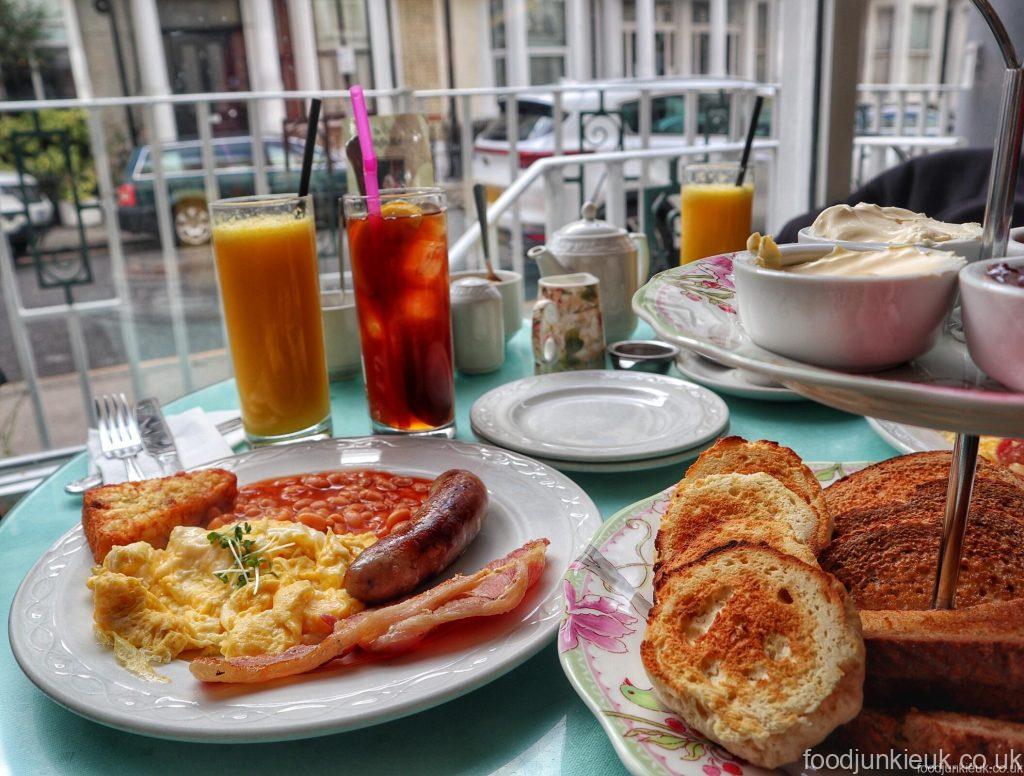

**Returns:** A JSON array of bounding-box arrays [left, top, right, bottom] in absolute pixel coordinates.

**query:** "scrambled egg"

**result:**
[[88, 520, 375, 675]]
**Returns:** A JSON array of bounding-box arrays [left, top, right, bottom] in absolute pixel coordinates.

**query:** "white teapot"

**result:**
[[527, 202, 650, 343]]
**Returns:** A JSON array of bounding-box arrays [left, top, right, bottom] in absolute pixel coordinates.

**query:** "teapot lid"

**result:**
[[550, 201, 635, 256], [557, 201, 626, 238]]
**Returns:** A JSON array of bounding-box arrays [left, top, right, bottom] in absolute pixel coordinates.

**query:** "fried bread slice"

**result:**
[[684, 437, 831, 550], [641, 543, 864, 769], [657, 473, 820, 586], [83, 469, 237, 561]]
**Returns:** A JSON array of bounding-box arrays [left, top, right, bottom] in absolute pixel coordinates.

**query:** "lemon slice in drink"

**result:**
[[381, 201, 423, 219]]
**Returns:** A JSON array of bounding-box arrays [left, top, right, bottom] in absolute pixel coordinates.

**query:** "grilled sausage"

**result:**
[[344, 469, 488, 604]]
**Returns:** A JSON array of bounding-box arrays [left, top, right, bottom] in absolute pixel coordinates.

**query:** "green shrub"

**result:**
[[0, 109, 97, 202]]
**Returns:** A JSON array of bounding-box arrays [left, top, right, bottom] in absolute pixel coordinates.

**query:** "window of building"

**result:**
[[623, 0, 676, 77], [312, 0, 374, 93], [490, 0, 507, 87], [907, 5, 935, 83], [526, 0, 566, 84], [488, 0, 567, 85], [871, 5, 895, 83], [755, 1, 770, 81]]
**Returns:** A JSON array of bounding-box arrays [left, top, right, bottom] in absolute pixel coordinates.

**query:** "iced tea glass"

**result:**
[[342, 188, 455, 436], [210, 194, 332, 445]]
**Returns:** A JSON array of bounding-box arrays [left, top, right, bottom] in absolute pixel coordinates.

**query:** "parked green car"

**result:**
[[117, 135, 347, 245]]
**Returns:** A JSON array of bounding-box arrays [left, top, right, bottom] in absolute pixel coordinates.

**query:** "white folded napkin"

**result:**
[[87, 407, 239, 485]]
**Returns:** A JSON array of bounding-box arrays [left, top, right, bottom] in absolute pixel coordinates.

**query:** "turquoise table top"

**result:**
[[0, 323, 896, 776]]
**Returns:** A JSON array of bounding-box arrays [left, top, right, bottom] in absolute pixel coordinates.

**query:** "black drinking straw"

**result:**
[[735, 95, 764, 187], [298, 98, 322, 198]]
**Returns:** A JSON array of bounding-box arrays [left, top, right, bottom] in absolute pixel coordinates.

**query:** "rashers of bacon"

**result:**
[[190, 539, 549, 683]]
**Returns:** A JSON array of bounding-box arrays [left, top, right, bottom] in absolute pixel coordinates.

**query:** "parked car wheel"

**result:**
[[173, 200, 211, 246]]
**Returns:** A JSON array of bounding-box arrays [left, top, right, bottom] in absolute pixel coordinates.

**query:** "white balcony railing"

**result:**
[[0, 75, 957, 474]]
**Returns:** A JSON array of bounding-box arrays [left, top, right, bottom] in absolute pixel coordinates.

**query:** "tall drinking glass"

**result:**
[[209, 194, 332, 445], [679, 162, 754, 264], [342, 188, 455, 436]]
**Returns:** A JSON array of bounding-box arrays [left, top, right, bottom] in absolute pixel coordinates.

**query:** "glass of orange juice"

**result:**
[[209, 194, 332, 445], [679, 162, 754, 264]]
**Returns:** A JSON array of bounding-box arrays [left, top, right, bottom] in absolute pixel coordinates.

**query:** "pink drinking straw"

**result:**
[[349, 85, 380, 216]]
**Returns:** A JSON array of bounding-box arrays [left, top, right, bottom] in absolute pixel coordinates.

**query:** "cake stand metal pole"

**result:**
[[931, 0, 1023, 610]]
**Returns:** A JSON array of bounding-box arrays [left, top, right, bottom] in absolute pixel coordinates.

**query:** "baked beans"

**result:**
[[207, 469, 433, 537]]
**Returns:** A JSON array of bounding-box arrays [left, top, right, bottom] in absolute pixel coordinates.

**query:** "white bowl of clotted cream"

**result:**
[[733, 242, 965, 371], [795, 203, 1024, 261], [960, 256, 1024, 392]]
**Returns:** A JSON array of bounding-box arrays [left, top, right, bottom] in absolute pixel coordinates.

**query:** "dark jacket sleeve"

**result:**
[[775, 148, 1016, 242]]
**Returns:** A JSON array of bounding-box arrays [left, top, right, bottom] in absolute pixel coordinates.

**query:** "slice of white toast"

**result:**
[[684, 437, 832, 550], [641, 543, 865, 769], [657, 472, 820, 586]]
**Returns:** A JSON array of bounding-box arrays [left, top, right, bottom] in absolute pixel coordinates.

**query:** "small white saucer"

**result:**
[[470, 370, 729, 463], [673, 350, 806, 402]]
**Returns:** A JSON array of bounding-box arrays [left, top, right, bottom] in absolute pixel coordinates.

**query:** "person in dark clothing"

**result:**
[[776, 148, 1024, 242]]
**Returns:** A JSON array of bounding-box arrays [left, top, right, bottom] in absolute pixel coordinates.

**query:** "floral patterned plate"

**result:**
[[558, 462, 864, 776], [633, 255, 1024, 437]]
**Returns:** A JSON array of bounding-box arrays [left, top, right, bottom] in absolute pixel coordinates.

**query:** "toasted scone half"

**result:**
[[83, 469, 237, 561], [657, 473, 822, 581], [685, 437, 832, 549], [642, 543, 865, 769]]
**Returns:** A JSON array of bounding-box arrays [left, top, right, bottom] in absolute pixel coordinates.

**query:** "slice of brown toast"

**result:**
[[684, 436, 832, 550], [831, 477, 1024, 541], [859, 602, 1024, 720], [820, 509, 1024, 610], [655, 473, 818, 594], [642, 543, 864, 769], [825, 451, 1024, 531], [83, 469, 237, 561], [830, 707, 1024, 760]]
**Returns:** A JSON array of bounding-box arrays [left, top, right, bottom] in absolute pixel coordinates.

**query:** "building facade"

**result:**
[[10, 0, 971, 151]]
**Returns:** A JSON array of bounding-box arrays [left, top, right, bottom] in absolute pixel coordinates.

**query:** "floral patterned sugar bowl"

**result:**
[[532, 272, 606, 374], [558, 463, 863, 776]]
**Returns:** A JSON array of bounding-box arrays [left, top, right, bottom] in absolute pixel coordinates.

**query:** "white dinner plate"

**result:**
[[634, 254, 1024, 437], [867, 417, 950, 455], [673, 350, 805, 402], [9, 436, 600, 743], [470, 371, 729, 464], [558, 462, 865, 776]]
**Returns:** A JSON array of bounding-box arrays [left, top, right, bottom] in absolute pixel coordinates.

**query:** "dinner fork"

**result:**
[[94, 393, 145, 481]]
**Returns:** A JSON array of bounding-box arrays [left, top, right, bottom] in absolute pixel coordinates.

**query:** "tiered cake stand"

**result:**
[[635, 0, 1024, 610]]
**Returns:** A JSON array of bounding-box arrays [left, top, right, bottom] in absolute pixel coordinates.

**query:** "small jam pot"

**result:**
[[607, 340, 680, 374]]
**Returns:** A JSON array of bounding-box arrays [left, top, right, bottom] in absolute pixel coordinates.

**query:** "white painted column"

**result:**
[[635, 0, 656, 78], [603, 0, 625, 78], [242, 0, 286, 134], [129, 0, 176, 141], [709, 0, 727, 76], [567, 0, 589, 80], [505, 0, 529, 86], [742, 0, 757, 80], [60, 0, 93, 99], [770, 0, 817, 228], [287, 0, 321, 92], [366, 0, 396, 99]]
